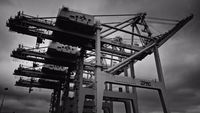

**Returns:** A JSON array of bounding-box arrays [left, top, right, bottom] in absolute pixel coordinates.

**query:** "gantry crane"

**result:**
[[6, 7, 193, 113]]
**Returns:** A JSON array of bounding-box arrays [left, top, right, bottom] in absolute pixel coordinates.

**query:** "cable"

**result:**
[[102, 22, 122, 24], [146, 20, 177, 25], [93, 13, 138, 17], [146, 16, 179, 22]]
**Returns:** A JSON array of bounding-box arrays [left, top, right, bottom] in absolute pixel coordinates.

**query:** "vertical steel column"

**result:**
[[62, 69, 71, 113], [77, 51, 85, 113], [154, 46, 171, 113], [50, 90, 57, 113], [55, 87, 61, 113], [154, 47, 165, 83], [109, 46, 113, 91], [130, 63, 139, 113], [124, 67, 129, 93], [95, 21, 103, 113], [109, 47, 113, 113], [130, 24, 139, 113], [124, 101, 132, 113]]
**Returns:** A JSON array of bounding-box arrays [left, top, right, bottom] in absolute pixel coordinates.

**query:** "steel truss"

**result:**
[[6, 8, 193, 113]]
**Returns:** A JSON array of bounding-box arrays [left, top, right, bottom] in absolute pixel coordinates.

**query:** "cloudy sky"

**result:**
[[0, 0, 200, 113]]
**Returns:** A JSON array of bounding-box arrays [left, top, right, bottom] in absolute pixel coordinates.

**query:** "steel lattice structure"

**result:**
[[6, 7, 193, 113]]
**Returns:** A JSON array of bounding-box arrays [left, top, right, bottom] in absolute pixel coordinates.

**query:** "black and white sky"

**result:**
[[0, 0, 200, 113]]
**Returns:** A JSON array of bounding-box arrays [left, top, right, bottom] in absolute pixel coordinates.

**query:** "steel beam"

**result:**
[[78, 87, 137, 102], [95, 21, 102, 113], [14, 68, 65, 80], [101, 72, 163, 90], [15, 79, 59, 89], [102, 24, 153, 40], [7, 11, 193, 113], [101, 17, 136, 34], [157, 14, 193, 47], [154, 46, 170, 113], [106, 42, 156, 74], [7, 16, 144, 51]]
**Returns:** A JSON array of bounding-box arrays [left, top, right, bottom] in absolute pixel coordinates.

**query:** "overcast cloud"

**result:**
[[0, 0, 200, 113]]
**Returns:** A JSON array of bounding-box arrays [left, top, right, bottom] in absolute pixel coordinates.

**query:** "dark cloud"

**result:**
[[0, 9, 17, 63], [168, 89, 200, 112], [0, 0, 13, 6], [0, 87, 51, 113], [0, 0, 200, 113], [3, 99, 49, 113], [0, 27, 14, 60], [167, 72, 200, 112], [137, 89, 163, 113]]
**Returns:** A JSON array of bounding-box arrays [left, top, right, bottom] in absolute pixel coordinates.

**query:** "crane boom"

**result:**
[[106, 14, 193, 74]]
